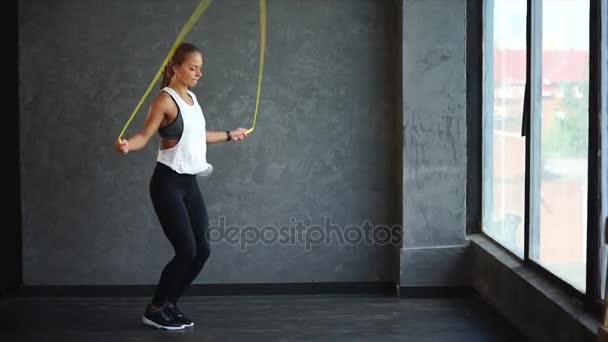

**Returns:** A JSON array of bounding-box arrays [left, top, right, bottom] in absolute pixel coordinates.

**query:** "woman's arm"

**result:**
[[206, 128, 249, 144], [114, 93, 171, 154]]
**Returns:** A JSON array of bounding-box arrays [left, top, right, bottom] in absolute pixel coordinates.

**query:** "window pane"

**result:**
[[482, 0, 526, 258], [532, 0, 589, 293]]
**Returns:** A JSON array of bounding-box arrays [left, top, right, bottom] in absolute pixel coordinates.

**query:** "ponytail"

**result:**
[[160, 63, 174, 89]]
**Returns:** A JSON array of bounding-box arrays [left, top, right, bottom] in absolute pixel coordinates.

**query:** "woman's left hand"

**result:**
[[230, 128, 249, 141]]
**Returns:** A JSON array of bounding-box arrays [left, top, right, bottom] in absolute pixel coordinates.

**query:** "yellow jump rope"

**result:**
[[117, 0, 266, 142]]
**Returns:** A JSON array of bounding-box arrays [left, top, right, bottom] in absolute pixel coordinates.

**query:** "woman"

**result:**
[[114, 42, 248, 330]]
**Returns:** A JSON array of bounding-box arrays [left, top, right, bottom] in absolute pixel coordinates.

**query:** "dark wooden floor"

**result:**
[[0, 294, 528, 341]]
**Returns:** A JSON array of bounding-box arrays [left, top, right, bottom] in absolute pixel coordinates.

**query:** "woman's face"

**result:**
[[174, 52, 203, 87]]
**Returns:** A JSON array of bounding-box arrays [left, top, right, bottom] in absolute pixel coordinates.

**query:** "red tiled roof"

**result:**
[[493, 49, 588, 83]]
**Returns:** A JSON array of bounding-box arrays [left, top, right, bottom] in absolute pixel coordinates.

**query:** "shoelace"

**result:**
[[168, 304, 184, 318], [159, 307, 175, 322]]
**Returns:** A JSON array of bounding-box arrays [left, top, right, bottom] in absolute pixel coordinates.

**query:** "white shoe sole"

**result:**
[[142, 316, 186, 330]]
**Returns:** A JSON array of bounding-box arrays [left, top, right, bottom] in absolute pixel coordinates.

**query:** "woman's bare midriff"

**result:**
[[160, 138, 178, 150]]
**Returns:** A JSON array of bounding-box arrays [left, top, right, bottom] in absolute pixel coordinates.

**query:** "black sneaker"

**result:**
[[142, 304, 186, 330], [165, 302, 194, 327]]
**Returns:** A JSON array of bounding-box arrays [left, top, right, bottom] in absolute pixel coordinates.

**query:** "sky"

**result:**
[[494, 0, 590, 50]]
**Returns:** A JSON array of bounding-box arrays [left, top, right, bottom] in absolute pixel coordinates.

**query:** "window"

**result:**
[[482, 0, 527, 258], [483, 0, 606, 301], [530, 0, 590, 293]]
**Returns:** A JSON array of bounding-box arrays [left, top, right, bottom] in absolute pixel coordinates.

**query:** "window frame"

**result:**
[[480, 0, 606, 316]]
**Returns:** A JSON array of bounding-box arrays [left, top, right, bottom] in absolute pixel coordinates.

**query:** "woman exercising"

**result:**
[[114, 42, 248, 330]]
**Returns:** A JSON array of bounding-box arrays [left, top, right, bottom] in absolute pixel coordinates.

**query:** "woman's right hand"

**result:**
[[114, 139, 129, 155]]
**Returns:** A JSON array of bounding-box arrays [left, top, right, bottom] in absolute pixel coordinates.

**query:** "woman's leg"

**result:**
[[167, 178, 210, 303], [149, 164, 198, 307]]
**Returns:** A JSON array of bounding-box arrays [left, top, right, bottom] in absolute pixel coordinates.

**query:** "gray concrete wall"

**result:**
[[18, 0, 401, 285], [400, 0, 469, 286]]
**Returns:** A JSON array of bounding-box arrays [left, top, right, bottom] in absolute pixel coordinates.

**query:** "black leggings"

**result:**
[[149, 162, 210, 306]]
